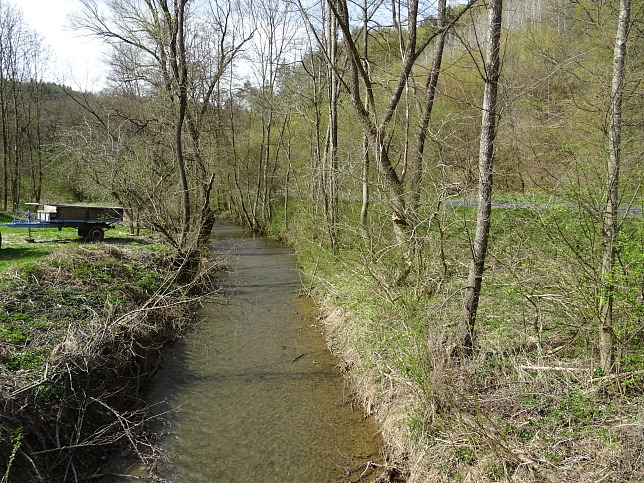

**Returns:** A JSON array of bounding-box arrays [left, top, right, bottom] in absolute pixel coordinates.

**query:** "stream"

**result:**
[[143, 222, 383, 482]]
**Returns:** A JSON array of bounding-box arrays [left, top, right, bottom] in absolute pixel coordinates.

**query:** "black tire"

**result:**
[[86, 227, 105, 242], [77, 228, 88, 238]]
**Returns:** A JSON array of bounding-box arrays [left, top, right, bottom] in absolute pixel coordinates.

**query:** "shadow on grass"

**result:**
[[0, 235, 157, 261], [0, 245, 54, 261]]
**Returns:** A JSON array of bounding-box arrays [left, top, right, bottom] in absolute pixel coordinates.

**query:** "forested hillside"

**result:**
[[1, 0, 642, 481]]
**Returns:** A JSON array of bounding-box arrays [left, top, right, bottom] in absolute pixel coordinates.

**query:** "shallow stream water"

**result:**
[[144, 222, 383, 482]]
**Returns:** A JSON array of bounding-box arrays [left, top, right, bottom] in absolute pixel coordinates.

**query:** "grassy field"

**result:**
[[0, 223, 164, 368], [0, 213, 148, 265]]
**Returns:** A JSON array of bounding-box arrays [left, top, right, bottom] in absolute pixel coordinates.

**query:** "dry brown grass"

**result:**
[[318, 292, 643, 483], [0, 242, 222, 481]]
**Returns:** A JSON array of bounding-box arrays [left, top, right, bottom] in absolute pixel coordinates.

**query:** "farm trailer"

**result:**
[[1, 203, 124, 245]]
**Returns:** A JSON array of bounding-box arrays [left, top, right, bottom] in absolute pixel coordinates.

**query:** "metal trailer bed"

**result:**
[[1, 203, 124, 245]]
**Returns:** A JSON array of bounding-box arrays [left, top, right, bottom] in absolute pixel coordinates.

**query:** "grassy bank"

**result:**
[[0, 222, 217, 481], [261, 198, 643, 482]]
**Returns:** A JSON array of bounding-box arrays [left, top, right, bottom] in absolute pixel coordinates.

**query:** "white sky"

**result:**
[[13, 0, 108, 91]]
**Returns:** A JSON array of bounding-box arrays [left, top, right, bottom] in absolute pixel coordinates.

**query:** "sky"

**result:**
[[13, 0, 108, 91]]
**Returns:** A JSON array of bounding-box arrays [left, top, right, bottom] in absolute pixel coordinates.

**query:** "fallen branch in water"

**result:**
[[291, 352, 313, 363]]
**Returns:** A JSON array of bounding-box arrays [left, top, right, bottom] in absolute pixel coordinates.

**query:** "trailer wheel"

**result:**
[[86, 227, 105, 242], [77, 228, 88, 238]]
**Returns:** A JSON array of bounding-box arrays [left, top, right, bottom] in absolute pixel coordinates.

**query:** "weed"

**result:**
[[454, 445, 475, 464], [500, 422, 533, 442], [1, 426, 23, 482], [538, 450, 559, 463], [0, 321, 29, 345], [484, 463, 505, 480], [256, 197, 644, 483], [4, 349, 48, 371], [407, 413, 426, 442], [0, 237, 171, 376], [549, 387, 601, 425]]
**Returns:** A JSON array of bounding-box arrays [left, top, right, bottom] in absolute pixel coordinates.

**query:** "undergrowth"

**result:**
[[263, 197, 644, 482], [0, 235, 220, 481]]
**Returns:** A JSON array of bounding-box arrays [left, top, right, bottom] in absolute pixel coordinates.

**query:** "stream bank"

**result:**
[[0, 235, 209, 481], [0, 223, 387, 482]]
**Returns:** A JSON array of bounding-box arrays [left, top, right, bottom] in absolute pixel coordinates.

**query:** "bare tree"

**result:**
[[74, 0, 191, 252], [329, 0, 420, 246], [0, 0, 47, 210], [74, 0, 250, 254], [599, 0, 632, 374], [312, 0, 481, 267], [323, 0, 340, 249], [458, 0, 503, 357], [358, 0, 370, 236], [409, 0, 448, 213], [243, 0, 299, 232]]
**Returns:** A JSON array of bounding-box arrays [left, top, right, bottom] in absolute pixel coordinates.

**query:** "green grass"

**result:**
[[0, 223, 157, 268], [0, 210, 211, 482], [254, 195, 644, 482], [0, 222, 167, 372]]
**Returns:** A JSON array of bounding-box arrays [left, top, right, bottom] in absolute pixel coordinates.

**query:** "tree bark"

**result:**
[[599, 0, 631, 374], [359, 0, 370, 237], [75, 0, 250, 252], [166, 0, 191, 252], [458, 0, 503, 357], [324, 0, 481, 251]]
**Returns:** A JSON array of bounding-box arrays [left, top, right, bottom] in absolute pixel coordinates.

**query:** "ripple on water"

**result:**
[[144, 223, 383, 482]]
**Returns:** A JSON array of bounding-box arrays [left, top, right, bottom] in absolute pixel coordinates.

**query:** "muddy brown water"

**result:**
[[143, 222, 383, 482]]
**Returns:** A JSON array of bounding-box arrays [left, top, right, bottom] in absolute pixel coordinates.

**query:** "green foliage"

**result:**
[[0, 318, 29, 344], [4, 350, 48, 371], [1, 425, 23, 483], [0, 219, 196, 480], [500, 422, 533, 442], [1, 0, 637, 477], [406, 407, 429, 442], [257, 190, 643, 480], [552, 387, 601, 425], [454, 445, 475, 464]]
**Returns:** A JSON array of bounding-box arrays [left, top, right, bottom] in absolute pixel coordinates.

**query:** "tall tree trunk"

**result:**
[[409, 0, 447, 212], [175, 82, 190, 252], [0, 79, 8, 211], [11, 78, 21, 206], [164, 0, 191, 253], [458, 0, 503, 357], [360, 134, 370, 228], [359, 0, 370, 238], [30, 80, 44, 202], [324, 5, 339, 249], [599, 0, 631, 374], [331, 0, 416, 245]]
